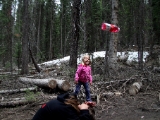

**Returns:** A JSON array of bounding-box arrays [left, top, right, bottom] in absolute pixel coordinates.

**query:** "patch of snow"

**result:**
[[39, 51, 149, 67]]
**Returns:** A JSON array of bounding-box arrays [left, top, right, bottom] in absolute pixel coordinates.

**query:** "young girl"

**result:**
[[74, 55, 92, 102]]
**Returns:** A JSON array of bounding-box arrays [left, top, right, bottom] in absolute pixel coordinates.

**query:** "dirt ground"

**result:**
[[0, 65, 160, 120]]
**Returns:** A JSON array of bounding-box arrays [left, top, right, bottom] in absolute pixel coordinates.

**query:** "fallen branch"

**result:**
[[0, 87, 37, 94], [0, 97, 35, 107], [19, 77, 57, 89], [96, 78, 136, 86]]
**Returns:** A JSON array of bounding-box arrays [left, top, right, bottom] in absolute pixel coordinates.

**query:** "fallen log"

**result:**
[[129, 81, 142, 95], [0, 95, 59, 107], [54, 79, 71, 91], [19, 77, 57, 89], [0, 87, 37, 94], [0, 97, 35, 107], [1, 97, 26, 101], [19, 77, 71, 91]]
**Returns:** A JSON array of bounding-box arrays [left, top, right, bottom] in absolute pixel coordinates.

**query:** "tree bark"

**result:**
[[29, 47, 41, 73], [129, 82, 142, 95], [19, 77, 71, 91], [21, 0, 30, 74], [108, 0, 119, 70], [0, 87, 37, 94], [19, 77, 57, 89], [69, 0, 81, 69], [54, 79, 71, 91], [137, 0, 144, 70], [0, 97, 35, 107]]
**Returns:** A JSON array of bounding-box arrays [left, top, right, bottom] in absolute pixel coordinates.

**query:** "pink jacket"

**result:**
[[75, 64, 92, 83]]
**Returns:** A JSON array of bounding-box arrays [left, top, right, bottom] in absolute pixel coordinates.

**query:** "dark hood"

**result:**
[[57, 92, 77, 103], [57, 93, 70, 102]]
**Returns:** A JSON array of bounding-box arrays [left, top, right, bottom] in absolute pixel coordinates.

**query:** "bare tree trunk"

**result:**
[[49, 24, 53, 59], [36, 1, 41, 61], [108, 0, 119, 70], [49, 1, 55, 60], [3, 0, 14, 72], [69, 0, 81, 69], [137, 1, 144, 70], [84, 0, 92, 53], [21, 0, 30, 74], [60, 3, 63, 56], [29, 47, 41, 72], [148, 0, 154, 55], [104, 40, 109, 78], [10, 0, 14, 74]]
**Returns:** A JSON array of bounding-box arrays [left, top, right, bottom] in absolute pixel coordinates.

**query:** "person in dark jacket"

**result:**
[[32, 92, 95, 120]]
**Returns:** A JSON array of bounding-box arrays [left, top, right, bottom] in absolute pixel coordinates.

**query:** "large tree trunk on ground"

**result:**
[[19, 77, 57, 89], [54, 79, 71, 91], [19, 77, 71, 91]]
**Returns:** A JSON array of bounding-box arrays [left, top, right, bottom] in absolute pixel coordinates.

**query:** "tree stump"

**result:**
[[129, 82, 142, 95]]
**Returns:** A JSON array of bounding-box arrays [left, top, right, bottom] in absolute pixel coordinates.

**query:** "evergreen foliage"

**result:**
[[0, 0, 159, 72]]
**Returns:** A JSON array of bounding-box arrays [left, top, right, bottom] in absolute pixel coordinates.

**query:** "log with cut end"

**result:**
[[19, 77, 57, 89], [19, 77, 71, 91], [129, 82, 142, 95], [53, 79, 71, 91]]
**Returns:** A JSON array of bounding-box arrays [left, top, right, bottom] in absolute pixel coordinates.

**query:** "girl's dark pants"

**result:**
[[74, 81, 91, 101]]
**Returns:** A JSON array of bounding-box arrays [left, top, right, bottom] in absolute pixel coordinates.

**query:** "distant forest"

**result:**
[[0, 0, 159, 74]]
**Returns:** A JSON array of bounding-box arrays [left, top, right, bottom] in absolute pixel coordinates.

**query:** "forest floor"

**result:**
[[0, 62, 160, 120]]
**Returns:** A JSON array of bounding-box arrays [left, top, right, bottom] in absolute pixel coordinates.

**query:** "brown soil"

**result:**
[[0, 65, 160, 120]]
